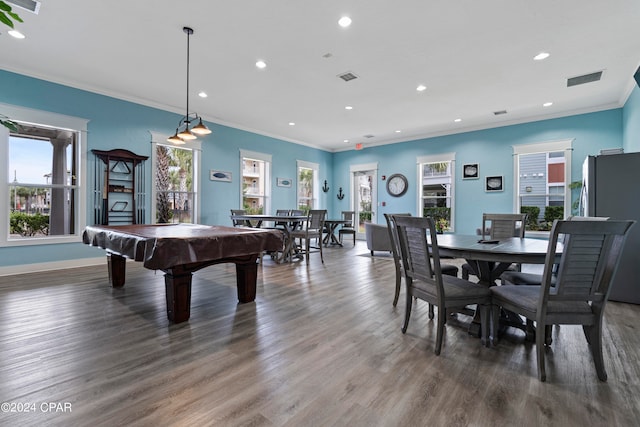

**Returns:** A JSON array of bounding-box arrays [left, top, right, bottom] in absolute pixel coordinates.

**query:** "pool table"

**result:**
[[82, 223, 284, 323]]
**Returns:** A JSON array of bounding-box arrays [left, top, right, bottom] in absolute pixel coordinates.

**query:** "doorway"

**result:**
[[350, 163, 378, 239]]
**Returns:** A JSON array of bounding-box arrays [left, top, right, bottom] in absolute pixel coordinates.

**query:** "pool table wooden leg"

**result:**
[[235, 259, 258, 303], [164, 269, 192, 323], [107, 253, 126, 288]]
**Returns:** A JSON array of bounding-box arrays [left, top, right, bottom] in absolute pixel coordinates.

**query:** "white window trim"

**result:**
[[512, 139, 573, 218], [297, 160, 319, 209], [0, 103, 88, 247], [240, 149, 272, 213], [416, 152, 456, 230], [150, 131, 202, 224]]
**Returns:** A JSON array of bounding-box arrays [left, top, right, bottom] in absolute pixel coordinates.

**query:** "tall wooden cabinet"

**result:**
[[92, 149, 148, 225]]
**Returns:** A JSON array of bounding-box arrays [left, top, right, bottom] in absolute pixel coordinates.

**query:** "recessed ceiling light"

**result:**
[[416, 84, 427, 92], [198, 92, 208, 98], [289, 122, 295, 126], [543, 102, 553, 107], [338, 16, 352, 28], [454, 118, 462, 122], [345, 106, 353, 110], [395, 130, 402, 133], [534, 52, 550, 61], [8, 30, 25, 39], [255, 60, 267, 69]]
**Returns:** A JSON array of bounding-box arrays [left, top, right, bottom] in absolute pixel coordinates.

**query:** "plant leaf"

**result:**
[[0, 2, 11, 13], [0, 13, 14, 28]]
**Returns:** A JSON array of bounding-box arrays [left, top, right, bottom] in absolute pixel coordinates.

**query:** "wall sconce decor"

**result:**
[[322, 180, 330, 192], [337, 187, 345, 200]]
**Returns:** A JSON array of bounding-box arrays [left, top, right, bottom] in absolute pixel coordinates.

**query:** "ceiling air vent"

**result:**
[[338, 72, 358, 82], [5, 0, 40, 13], [363, 134, 375, 139], [567, 71, 602, 87], [493, 110, 507, 115]]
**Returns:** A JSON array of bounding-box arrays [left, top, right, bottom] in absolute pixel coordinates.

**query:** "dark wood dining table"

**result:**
[[432, 234, 562, 338], [323, 219, 349, 246], [229, 213, 308, 263]]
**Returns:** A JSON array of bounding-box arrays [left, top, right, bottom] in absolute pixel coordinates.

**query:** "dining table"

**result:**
[[229, 213, 308, 263], [432, 234, 562, 338], [322, 219, 349, 246]]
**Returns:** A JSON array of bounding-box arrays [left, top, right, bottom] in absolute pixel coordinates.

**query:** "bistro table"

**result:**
[[230, 213, 308, 263], [432, 234, 561, 338], [322, 219, 349, 246]]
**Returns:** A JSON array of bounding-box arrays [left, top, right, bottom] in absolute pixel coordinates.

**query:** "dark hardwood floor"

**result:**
[[0, 241, 638, 426]]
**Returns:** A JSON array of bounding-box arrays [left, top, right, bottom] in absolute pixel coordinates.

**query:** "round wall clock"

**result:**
[[386, 173, 408, 197]]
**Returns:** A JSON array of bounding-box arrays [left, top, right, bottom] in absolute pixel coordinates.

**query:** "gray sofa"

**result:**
[[365, 222, 392, 255]]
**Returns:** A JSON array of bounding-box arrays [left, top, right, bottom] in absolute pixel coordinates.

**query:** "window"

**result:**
[[513, 139, 572, 231], [1, 104, 87, 246], [417, 153, 455, 231], [151, 132, 201, 224], [297, 160, 319, 213], [240, 150, 271, 214]]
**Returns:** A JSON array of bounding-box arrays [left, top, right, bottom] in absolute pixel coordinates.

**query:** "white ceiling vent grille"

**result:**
[[567, 71, 602, 87], [338, 72, 358, 82], [6, 0, 40, 14]]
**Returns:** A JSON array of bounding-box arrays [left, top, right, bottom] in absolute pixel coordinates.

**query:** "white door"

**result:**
[[350, 163, 378, 239]]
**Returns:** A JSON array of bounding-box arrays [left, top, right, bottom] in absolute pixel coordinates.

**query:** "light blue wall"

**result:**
[[623, 85, 640, 152], [0, 70, 331, 268], [332, 109, 623, 234]]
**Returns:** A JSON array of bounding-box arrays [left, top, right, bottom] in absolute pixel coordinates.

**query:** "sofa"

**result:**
[[365, 222, 392, 255]]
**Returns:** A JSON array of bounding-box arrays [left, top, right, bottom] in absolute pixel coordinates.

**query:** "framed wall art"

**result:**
[[276, 177, 292, 188], [210, 170, 232, 182], [485, 175, 504, 192], [462, 163, 479, 179]]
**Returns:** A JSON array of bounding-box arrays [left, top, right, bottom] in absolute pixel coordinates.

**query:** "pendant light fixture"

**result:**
[[167, 26, 212, 144]]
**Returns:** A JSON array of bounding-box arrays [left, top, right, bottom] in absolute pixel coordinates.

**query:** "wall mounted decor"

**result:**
[[210, 170, 232, 182], [386, 173, 408, 197], [276, 177, 292, 188], [322, 180, 330, 192], [463, 163, 479, 179], [337, 187, 345, 200], [485, 175, 504, 192]]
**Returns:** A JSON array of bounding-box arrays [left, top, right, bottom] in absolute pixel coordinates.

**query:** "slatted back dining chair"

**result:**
[[230, 209, 251, 227], [491, 219, 635, 381], [338, 211, 356, 245], [290, 209, 327, 265], [274, 209, 291, 229], [462, 213, 527, 280], [394, 216, 492, 354]]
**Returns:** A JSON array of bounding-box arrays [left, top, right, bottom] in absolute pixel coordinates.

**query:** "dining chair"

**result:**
[[338, 211, 357, 245], [384, 213, 460, 308], [461, 213, 527, 280], [394, 215, 492, 354], [274, 209, 291, 229], [230, 209, 251, 227], [490, 219, 635, 381], [290, 209, 327, 265]]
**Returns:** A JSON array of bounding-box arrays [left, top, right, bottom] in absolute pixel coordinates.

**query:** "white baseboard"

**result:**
[[0, 257, 107, 277]]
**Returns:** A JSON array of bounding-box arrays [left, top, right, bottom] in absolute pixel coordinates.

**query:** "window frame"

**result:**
[[150, 132, 201, 224], [512, 139, 573, 226], [296, 160, 319, 211], [416, 152, 456, 231], [239, 149, 271, 214], [0, 103, 88, 247]]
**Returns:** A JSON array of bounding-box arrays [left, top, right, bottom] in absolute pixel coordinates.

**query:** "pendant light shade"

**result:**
[[167, 26, 211, 144]]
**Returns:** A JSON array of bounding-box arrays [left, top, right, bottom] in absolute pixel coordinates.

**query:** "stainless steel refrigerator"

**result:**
[[580, 152, 640, 304]]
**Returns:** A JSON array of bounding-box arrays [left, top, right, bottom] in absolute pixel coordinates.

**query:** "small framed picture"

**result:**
[[210, 170, 232, 182], [276, 177, 292, 188], [485, 175, 504, 192], [463, 163, 479, 180]]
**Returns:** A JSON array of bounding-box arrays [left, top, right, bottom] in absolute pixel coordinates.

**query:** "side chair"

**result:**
[[290, 209, 327, 265], [384, 213, 459, 307], [394, 216, 492, 354], [338, 210, 356, 245], [491, 219, 635, 381], [462, 213, 527, 280]]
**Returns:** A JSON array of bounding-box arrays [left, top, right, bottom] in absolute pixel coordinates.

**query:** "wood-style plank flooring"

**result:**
[[0, 241, 639, 426]]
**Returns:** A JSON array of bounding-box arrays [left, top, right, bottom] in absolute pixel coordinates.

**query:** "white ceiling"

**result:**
[[2, 0, 640, 152]]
